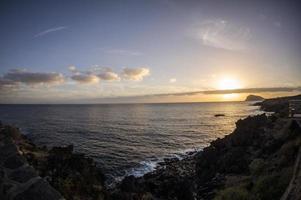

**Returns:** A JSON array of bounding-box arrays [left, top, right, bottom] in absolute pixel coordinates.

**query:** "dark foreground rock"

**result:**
[[255, 94, 301, 116], [0, 125, 63, 200], [0, 124, 108, 200], [29, 145, 108, 200]]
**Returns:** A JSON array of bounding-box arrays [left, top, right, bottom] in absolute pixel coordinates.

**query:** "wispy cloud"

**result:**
[[145, 87, 301, 97], [104, 49, 142, 56], [273, 21, 282, 28], [70, 87, 301, 104], [195, 19, 251, 50], [34, 26, 67, 38], [203, 87, 301, 94]]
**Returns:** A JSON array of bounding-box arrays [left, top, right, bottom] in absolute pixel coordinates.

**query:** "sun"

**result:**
[[222, 93, 240, 100], [218, 77, 242, 90]]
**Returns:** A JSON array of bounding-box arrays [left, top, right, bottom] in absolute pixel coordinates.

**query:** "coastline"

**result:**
[[1, 94, 301, 200], [109, 94, 301, 200], [0, 101, 260, 188]]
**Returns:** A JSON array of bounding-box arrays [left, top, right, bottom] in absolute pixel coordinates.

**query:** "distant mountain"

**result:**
[[245, 94, 264, 101]]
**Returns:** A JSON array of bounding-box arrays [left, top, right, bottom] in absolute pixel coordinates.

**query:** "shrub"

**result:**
[[278, 140, 299, 167], [214, 186, 249, 200], [251, 168, 292, 200], [249, 159, 265, 176]]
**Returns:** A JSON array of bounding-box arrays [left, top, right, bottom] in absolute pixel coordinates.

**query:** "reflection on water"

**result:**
[[0, 102, 263, 184]]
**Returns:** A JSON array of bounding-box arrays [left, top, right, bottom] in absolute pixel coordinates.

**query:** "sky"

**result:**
[[0, 0, 300, 103]]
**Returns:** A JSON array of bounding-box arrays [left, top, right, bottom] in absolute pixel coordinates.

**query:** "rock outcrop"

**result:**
[[245, 94, 264, 101], [0, 125, 63, 200], [0, 124, 108, 200], [255, 94, 301, 116]]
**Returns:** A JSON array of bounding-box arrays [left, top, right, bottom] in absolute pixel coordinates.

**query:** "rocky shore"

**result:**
[[0, 124, 108, 200], [0, 124, 63, 200], [110, 94, 301, 200], [1, 94, 301, 200]]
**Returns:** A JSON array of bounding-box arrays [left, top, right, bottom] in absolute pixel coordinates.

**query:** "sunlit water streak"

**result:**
[[0, 102, 263, 185]]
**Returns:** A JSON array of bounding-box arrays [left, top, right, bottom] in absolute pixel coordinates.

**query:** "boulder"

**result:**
[[14, 179, 62, 200], [8, 166, 37, 183], [4, 155, 26, 169]]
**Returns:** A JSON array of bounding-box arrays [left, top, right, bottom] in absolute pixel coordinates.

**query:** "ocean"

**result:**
[[0, 102, 263, 185]]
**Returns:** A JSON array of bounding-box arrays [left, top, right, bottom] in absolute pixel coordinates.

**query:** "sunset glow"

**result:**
[[0, 1, 300, 103], [222, 93, 240, 100], [218, 77, 242, 90], [1, 2, 301, 199]]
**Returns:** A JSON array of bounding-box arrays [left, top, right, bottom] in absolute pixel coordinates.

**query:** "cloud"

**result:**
[[68, 65, 150, 82], [68, 66, 120, 82], [147, 87, 301, 97], [0, 78, 18, 90], [273, 21, 282, 28], [169, 78, 177, 83], [91, 66, 120, 81], [196, 19, 251, 50], [71, 74, 100, 84], [122, 67, 150, 81], [34, 26, 67, 38], [98, 71, 120, 81], [68, 65, 77, 73], [104, 49, 142, 56], [3, 69, 64, 85], [203, 87, 301, 95]]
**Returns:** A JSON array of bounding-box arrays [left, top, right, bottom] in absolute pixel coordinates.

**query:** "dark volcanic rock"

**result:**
[[229, 114, 268, 147], [14, 179, 62, 200], [257, 94, 301, 116], [35, 144, 107, 200], [214, 114, 225, 117], [4, 155, 26, 169], [0, 124, 65, 200], [111, 113, 284, 200], [111, 153, 197, 200], [0, 122, 107, 200], [8, 166, 37, 183], [0, 143, 18, 164], [197, 114, 268, 175]]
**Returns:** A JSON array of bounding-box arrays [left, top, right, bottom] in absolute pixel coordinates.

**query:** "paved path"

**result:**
[[281, 119, 301, 200]]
